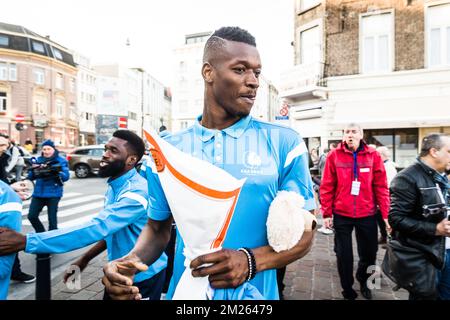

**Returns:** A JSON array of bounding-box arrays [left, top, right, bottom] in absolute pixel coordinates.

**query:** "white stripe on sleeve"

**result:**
[[118, 192, 148, 210], [284, 141, 308, 168], [0, 202, 22, 214]]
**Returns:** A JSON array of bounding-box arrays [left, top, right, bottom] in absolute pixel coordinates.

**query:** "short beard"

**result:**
[[98, 160, 126, 178]]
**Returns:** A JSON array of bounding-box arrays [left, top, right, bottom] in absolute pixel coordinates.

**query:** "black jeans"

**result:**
[[28, 197, 61, 233], [103, 268, 166, 300], [163, 224, 177, 294], [276, 266, 286, 299], [11, 254, 22, 278], [333, 214, 378, 293]]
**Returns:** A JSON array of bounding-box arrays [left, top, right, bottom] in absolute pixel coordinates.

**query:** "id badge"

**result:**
[[351, 181, 361, 196]]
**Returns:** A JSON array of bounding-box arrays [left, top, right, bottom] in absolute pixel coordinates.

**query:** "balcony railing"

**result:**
[[279, 61, 326, 99]]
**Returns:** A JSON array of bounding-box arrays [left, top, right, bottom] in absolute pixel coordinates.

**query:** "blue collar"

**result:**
[[193, 115, 252, 142], [108, 168, 136, 192]]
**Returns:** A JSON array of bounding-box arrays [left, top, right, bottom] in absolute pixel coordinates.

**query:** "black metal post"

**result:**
[[35, 253, 51, 300]]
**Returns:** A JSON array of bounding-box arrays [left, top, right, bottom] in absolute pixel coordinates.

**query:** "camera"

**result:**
[[31, 159, 62, 183], [422, 203, 447, 219]]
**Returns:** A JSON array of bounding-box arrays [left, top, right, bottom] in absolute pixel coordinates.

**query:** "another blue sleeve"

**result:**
[[279, 133, 316, 211], [25, 194, 147, 254], [0, 189, 21, 279], [58, 157, 70, 182]]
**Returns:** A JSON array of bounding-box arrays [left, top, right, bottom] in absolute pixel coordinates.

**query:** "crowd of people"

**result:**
[[0, 26, 448, 301]]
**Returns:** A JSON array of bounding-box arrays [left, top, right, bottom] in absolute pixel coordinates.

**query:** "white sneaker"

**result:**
[[318, 226, 334, 235]]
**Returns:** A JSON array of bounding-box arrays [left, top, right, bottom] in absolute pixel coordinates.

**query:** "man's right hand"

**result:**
[[102, 259, 148, 300], [323, 217, 333, 229], [435, 219, 450, 237]]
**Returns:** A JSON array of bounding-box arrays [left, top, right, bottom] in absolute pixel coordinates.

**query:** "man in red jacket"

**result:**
[[320, 123, 390, 300]]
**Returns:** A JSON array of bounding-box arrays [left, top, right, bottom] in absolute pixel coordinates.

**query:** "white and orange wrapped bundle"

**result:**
[[143, 128, 246, 300]]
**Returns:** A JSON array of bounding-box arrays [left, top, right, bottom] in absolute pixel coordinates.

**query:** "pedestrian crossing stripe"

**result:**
[[22, 192, 82, 207], [58, 213, 98, 228], [22, 201, 104, 225], [21, 194, 104, 216]]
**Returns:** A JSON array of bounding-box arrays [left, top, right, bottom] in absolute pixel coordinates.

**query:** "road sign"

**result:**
[[118, 117, 127, 128], [15, 123, 24, 131], [15, 114, 25, 123], [279, 107, 289, 117]]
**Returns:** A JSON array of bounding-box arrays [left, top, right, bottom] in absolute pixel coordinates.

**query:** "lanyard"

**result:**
[[353, 151, 358, 181]]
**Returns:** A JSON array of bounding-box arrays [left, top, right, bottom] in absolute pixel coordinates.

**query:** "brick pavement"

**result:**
[[25, 224, 409, 300]]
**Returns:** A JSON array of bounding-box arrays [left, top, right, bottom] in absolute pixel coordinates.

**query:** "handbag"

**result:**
[[382, 238, 438, 297]]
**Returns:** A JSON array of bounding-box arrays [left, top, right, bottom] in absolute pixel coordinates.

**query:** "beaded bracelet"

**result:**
[[238, 247, 257, 281]]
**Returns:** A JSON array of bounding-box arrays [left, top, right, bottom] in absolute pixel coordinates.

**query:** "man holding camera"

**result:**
[[388, 133, 450, 300], [27, 139, 69, 233]]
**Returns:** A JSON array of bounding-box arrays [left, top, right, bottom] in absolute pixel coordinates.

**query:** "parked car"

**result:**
[[67, 145, 104, 178]]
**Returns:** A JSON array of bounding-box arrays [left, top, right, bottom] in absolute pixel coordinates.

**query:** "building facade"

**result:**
[[172, 32, 210, 133], [280, 0, 450, 168], [94, 64, 142, 144], [73, 52, 97, 146], [136, 68, 169, 133], [0, 22, 78, 152]]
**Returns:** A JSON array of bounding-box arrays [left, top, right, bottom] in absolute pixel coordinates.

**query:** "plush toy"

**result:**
[[266, 191, 317, 253]]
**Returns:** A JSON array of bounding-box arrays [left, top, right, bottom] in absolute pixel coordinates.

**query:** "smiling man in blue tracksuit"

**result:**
[[0, 130, 167, 300], [0, 179, 22, 300]]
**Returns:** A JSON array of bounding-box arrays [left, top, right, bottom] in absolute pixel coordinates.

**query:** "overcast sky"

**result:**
[[2, 0, 295, 87]]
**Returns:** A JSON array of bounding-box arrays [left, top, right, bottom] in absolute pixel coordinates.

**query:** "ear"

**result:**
[[430, 148, 439, 158], [127, 155, 137, 166], [202, 62, 213, 84]]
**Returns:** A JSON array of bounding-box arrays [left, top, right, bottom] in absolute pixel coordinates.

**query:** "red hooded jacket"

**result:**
[[320, 142, 390, 219]]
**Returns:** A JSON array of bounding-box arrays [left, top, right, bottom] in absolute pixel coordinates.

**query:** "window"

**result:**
[[8, 64, 17, 81], [56, 98, 65, 118], [0, 62, 17, 81], [179, 61, 187, 73], [180, 121, 189, 129], [69, 78, 76, 93], [53, 48, 63, 60], [34, 68, 45, 85], [34, 96, 47, 114], [89, 148, 104, 157], [69, 103, 77, 120], [0, 92, 7, 112], [56, 73, 64, 89], [0, 62, 7, 80], [128, 112, 137, 120], [74, 149, 89, 155], [31, 40, 45, 54], [360, 12, 393, 73], [364, 128, 418, 169], [0, 35, 8, 47], [297, 0, 321, 12], [300, 25, 321, 64], [427, 3, 450, 67]]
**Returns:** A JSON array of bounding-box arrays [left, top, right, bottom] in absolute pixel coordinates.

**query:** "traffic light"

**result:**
[[15, 123, 24, 131]]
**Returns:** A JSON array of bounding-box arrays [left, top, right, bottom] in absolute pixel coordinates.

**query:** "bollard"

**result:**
[[35, 253, 51, 300]]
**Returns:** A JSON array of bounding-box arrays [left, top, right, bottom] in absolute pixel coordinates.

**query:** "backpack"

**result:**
[[17, 146, 25, 157]]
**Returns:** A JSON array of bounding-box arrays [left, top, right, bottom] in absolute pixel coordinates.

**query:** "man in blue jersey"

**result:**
[[0, 130, 167, 300], [0, 180, 23, 300], [102, 26, 316, 300]]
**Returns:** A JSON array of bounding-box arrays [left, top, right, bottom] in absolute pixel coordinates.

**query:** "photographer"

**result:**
[[387, 133, 450, 300], [27, 139, 69, 233]]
